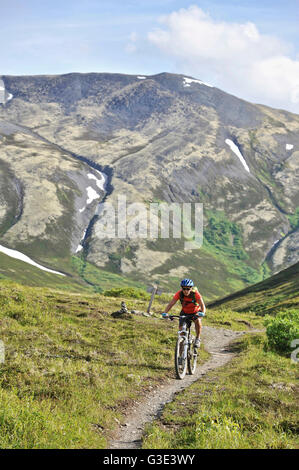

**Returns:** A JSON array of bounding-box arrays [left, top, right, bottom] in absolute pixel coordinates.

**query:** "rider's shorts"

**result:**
[[179, 311, 199, 328]]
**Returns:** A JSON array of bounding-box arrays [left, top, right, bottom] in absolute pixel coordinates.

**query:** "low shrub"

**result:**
[[264, 309, 299, 355], [103, 287, 150, 300]]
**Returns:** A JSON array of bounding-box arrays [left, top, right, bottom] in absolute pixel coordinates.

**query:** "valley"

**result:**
[[0, 72, 298, 299]]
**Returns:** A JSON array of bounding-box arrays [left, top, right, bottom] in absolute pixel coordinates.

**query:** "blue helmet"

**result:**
[[181, 278, 194, 287]]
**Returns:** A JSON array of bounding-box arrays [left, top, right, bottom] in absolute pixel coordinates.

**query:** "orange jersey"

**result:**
[[173, 289, 202, 314]]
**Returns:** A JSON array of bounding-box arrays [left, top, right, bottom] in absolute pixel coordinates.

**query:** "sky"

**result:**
[[1, 0, 299, 113]]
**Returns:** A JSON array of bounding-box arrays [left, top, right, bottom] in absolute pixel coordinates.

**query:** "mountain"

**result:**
[[208, 261, 299, 314], [0, 72, 298, 299]]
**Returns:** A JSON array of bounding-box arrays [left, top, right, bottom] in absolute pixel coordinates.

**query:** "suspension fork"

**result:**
[[178, 324, 189, 360]]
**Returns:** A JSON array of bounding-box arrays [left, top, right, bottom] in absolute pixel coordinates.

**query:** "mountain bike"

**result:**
[[168, 314, 202, 380]]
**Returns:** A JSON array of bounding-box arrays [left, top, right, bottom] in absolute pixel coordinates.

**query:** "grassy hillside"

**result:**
[[208, 262, 299, 315], [142, 333, 298, 449], [142, 263, 299, 449], [0, 279, 208, 448], [0, 252, 92, 293], [0, 251, 150, 295], [0, 207, 287, 302], [0, 261, 297, 449]]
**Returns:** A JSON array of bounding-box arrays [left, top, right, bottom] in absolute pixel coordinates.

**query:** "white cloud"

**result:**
[[147, 5, 299, 113], [129, 32, 138, 42], [125, 31, 138, 54], [250, 56, 299, 106], [125, 43, 137, 54]]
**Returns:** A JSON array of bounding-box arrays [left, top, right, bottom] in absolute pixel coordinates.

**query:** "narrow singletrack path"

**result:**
[[108, 326, 248, 449]]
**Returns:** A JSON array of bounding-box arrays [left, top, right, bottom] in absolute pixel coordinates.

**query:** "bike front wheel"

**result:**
[[175, 337, 187, 379], [187, 340, 198, 375]]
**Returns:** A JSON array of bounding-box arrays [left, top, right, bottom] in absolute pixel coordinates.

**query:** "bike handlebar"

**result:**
[[164, 313, 205, 321]]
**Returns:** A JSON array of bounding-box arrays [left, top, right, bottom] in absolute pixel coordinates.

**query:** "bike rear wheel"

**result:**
[[187, 339, 198, 375], [175, 337, 187, 379]]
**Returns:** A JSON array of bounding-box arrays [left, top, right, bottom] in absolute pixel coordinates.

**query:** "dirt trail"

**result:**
[[109, 326, 249, 449]]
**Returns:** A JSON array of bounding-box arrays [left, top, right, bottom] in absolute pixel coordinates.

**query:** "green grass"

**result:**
[[0, 257, 298, 448], [203, 308, 265, 331], [202, 210, 265, 285], [103, 286, 151, 300], [0, 279, 207, 448], [142, 263, 299, 449], [142, 334, 299, 449], [0, 252, 91, 293], [208, 262, 299, 316], [287, 207, 299, 231], [0, 250, 150, 294], [71, 256, 148, 292]]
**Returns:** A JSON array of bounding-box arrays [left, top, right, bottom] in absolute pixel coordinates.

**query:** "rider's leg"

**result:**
[[194, 318, 202, 339]]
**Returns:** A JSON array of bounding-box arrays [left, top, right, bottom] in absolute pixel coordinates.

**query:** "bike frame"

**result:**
[[169, 314, 200, 379], [170, 314, 200, 354], [177, 321, 191, 361], [163, 312, 204, 379]]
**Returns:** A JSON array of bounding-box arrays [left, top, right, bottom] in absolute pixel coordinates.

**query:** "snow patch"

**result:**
[[79, 176, 104, 212], [0, 79, 5, 104], [183, 77, 213, 88], [81, 228, 87, 240], [75, 229, 88, 253], [77, 171, 107, 250], [87, 171, 107, 192], [225, 139, 250, 173], [0, 244, 66, 276], [137, 76, 146, 80], [0, 78, 13, 104], [286, 144, 294, 150], [86, 186, 100, 204]]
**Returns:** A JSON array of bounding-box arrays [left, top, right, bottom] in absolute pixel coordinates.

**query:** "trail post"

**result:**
[[147, 285, 163, 314]]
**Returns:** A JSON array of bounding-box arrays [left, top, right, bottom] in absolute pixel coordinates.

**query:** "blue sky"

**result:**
[[1, 1, 299, 112]]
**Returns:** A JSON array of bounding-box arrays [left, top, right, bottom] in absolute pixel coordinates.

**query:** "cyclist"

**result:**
[[162, 279, 206, 348]]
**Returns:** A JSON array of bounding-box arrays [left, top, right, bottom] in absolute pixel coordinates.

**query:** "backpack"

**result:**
[[179, 287, 200, 307]]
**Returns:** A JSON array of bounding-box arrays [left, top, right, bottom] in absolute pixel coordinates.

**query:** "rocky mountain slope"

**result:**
[[0, 72, 298, 299]]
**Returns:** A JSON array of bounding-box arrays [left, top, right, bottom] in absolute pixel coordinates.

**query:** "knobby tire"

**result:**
[[187, 340, 198, 375], [175, 336, 187, 379]]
